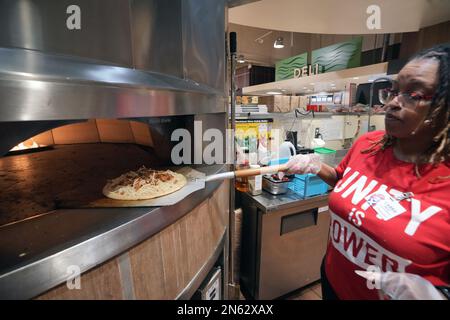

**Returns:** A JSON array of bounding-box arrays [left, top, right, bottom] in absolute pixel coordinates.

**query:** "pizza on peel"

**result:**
[[103, 166, 187, 200]]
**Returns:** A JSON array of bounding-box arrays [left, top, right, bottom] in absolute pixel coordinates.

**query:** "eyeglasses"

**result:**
[[379, 88, 433, 107]]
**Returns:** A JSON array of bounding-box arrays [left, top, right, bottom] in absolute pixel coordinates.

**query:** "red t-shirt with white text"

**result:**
[[325, 130, 450, 299]]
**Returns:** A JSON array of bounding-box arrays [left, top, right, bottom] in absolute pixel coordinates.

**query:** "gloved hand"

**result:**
[[285, 153, 322, 175], [355, 270, 446, 300]]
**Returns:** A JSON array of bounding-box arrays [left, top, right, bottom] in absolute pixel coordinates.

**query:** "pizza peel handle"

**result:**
[[204, 164, 288, 182], [235, 164, 288, 177]]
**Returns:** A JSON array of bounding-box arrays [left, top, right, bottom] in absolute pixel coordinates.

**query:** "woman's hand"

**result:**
[[356, 270, 446, 300], [285, 153, 322, 175], [283, 153, 339, 187]]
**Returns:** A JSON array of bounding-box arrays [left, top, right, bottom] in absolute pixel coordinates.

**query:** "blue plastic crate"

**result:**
[[268, 157, 290, 165], [288, 173, 328, 197]]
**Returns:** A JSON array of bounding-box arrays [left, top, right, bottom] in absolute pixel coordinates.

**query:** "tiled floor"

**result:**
[[285, 281, 322, 300]]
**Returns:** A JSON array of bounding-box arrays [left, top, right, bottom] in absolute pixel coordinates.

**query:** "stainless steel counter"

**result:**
[[239, 190, 330, 299], [0, 164, 227, 300]]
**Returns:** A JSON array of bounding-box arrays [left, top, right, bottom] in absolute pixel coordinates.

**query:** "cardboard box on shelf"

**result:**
[[290, 96, 300, 110], [280, 95, 292, 112], [299, 96, 308, 110], [258, 96, 274, 112], [273, 96, 282, 112], [258, 96, 272, 109], [259, 95, 293, 112], [240, 96, 259, 105]]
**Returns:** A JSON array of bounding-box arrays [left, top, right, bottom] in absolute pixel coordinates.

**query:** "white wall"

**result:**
[[271, 113, 385, 151]]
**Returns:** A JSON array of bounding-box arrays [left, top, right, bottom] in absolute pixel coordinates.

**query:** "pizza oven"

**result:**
[[0, 0, 230, 299], [0, 117, 227, 226]]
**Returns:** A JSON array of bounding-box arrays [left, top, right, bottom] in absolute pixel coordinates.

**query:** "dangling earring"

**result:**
[[424, 119, 432, 125]]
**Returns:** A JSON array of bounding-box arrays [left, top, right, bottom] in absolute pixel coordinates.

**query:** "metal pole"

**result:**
[[230, 32, 237, 167], [381, 34, 391, 62], [228, 31, 239, 299]]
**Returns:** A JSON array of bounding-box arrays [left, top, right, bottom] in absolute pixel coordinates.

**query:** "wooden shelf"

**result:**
[[232, 111, 386, 119]]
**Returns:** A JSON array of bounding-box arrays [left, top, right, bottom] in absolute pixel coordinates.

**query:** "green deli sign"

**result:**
[[311, 37, 362, 73], [275, 52, 308, 81]]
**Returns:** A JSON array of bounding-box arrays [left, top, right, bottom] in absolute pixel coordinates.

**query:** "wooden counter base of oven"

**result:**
[[35, 181, 229, 300]]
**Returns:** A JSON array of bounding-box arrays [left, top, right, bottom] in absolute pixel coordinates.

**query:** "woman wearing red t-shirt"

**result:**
[[286, 44, 449, 300]]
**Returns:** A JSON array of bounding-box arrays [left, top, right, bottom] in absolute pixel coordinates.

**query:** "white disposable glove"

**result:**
[[285, 153, 322, 175], [355, 270, 446, 300]]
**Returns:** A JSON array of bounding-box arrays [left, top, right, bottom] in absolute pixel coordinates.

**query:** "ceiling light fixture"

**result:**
[[266, 91, 282, 95], [274, 37, 284, 49]]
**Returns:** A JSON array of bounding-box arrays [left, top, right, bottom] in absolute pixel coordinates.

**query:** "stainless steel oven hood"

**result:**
[[0, 47, 225, 121], [0, 0, 227, 122]]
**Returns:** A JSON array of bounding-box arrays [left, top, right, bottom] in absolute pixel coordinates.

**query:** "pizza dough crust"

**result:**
[[102, 167, 187, 200]]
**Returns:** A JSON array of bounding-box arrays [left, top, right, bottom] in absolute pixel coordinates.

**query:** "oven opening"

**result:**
[[0, 118, 179, 227]]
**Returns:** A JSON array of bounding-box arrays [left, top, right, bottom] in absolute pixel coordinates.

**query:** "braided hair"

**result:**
[[361, 43, 450, 180]]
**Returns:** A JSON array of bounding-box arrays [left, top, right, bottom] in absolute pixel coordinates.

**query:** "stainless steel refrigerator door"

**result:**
[[258, 200, 330, 299]]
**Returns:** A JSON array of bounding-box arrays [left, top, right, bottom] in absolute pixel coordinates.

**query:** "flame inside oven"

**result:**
[[10, 138, 43, 152]]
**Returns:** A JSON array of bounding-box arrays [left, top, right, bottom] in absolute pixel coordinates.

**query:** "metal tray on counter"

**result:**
[[262, 175, 292, 195]]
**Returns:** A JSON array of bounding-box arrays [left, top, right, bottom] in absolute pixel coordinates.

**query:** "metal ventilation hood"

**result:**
[[0, 0, 227, 122], [0, 47, 224, 121]]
